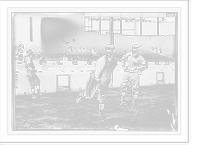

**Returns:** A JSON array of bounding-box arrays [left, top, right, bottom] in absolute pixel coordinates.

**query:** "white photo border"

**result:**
[[0, 0, 190, 143]]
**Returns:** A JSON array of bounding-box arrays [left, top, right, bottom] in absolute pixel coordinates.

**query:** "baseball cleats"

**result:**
[[117, 101, 125, 106], [76, 93, 82, 103]]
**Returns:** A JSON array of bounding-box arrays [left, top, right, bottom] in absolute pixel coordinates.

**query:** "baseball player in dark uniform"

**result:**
[[76, 44, 117, 116], [120, 43, 148, 105], [24, 49, 41, 99]]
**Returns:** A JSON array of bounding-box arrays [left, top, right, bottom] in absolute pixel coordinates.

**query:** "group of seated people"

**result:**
[[56, 53, 68, 65], [57, 53, 81, 65]]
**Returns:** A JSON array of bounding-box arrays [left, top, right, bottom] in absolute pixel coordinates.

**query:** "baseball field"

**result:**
[[14, 84, 177, 131]]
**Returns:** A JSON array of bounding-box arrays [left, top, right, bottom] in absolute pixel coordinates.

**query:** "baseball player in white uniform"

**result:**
[[120, 44, 148, 105], [76, 44, 117, 122], [25, 49, 43, 99]]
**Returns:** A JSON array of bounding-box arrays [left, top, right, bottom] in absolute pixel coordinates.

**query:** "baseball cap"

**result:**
[[132, 43, 140, 49], [26, 49, 33, 56], [106, 44, 115, 51], [19, 44, 24, 49]]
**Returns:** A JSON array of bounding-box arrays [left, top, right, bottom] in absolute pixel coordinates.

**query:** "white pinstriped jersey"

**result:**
[[121, 52, 147, 70]]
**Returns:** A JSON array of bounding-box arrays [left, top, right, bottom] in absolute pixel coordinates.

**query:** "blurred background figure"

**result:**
[[62, 54, 69, 64], [91, 47, 97, 55], [76, 56, 81, 62], [40, 52, 46, 65], [57, 53, 63, 65], [62, 54, 69, 61], [68, 46, 74, 53], [73, 56, 81, 65]]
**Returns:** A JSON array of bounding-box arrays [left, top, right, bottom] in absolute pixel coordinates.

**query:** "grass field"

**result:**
[[14, 84, 177, 131]]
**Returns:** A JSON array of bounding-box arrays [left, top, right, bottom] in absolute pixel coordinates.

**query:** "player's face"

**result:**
[[132, 48, 138, 56], [107, 50, 114, 60]]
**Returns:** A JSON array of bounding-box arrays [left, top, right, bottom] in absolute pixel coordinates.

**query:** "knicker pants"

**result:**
[[121, 72, 140, 95], [28, 73, 40, 87]]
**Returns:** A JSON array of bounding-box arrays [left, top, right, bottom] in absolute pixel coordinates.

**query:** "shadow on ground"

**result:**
[[119, 101, 157, 107], [37, 96, 53, 99], [85, 112, 137, 120], [137, 101, 156, 106]]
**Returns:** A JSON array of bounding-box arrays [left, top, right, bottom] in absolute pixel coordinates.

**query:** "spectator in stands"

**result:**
[[159, 48, 162, 53], [76, 56, 81, 62], [78, 46, 86, 53], [155, 47, 158, 53], [151, 47, 154, 51], [91, 47, 97, 54], [78, 46, 82, 53], [39, 52, 46, 65], [73, 56, 81, 65], [68, 46, 74, 53], [62, 54, 68, 61], [57, 53, 63, 65], [82, 47, 86, 52]]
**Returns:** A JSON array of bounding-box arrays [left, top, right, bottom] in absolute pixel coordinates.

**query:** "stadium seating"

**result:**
[[23, 32, 174, 63]]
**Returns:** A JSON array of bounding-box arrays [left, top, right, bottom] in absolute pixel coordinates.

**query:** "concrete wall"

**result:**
[[15, 61, 175, 95]]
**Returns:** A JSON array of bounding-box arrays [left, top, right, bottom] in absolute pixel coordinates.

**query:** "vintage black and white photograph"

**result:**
[[12, 11, 178, 132], [0, 0, 191, 145]]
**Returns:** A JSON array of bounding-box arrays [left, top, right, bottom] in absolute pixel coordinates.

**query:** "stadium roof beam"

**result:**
[[84, 13, 167, 18]]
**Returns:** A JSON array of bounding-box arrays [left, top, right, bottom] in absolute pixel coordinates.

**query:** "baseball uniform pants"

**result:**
[[97, 78, 110, 102], [28, 73, 40, 87], [121, 72, 140, 95]]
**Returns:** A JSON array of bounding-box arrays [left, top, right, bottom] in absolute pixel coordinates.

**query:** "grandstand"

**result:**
[[26, 32, 174, 62], [13, 13, 175, 63]]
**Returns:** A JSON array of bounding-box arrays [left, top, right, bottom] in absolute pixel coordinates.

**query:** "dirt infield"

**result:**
[[14, 84, 177, 131]]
